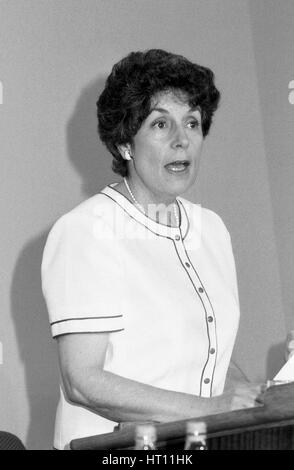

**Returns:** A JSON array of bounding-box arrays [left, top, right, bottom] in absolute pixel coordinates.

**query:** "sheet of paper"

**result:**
[[273, 353, 294, 381]]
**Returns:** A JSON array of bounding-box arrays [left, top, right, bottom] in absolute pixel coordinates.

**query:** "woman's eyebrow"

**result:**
[[149, 107, 169, 114], [189, 105, 201, 113], [150, 106, 201, 114]]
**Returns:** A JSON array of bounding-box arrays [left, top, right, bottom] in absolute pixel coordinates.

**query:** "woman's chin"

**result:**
[[162, 169, 197, 195]]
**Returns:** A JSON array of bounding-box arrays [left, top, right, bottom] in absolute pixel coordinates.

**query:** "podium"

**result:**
[[70, 382, 294, 450]]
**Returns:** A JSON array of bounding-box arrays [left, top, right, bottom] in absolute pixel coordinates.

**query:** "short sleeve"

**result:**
[[41, 211, 124, 338], [223, 226, 240, 309], [215, 213, 240, 310], [204, 208, 240, 310]]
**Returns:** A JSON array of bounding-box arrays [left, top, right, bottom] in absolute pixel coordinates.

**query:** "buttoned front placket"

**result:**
[[103, 185, 218, 397], [173, 229, 217, 398]]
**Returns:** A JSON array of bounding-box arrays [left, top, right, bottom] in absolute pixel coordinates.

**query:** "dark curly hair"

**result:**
[[97, 49, 220, 177]]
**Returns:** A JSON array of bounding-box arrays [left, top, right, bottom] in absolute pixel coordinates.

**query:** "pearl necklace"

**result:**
[[123, 177, 179, 227]]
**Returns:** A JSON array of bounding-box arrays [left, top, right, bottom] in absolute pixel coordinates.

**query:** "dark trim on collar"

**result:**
[[178, 200, 190, 241], [100, 193, 175, 240], [100, 183, 190, 239]]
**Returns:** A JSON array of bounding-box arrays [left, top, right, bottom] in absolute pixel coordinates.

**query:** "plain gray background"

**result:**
[[0, 0, 293, 449]]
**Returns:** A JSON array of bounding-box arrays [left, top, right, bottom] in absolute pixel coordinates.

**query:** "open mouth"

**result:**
[[164, 160, 190, 173]]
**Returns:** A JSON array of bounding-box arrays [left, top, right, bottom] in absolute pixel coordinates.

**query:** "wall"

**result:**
[[0, 0, 289, 449], [249, 0, 294, 332]]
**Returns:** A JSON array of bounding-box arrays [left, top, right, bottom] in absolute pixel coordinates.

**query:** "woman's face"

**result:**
[[128, 90, 204, 204]]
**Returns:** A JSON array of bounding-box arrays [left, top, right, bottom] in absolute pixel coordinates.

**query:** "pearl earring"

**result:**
[[124, 150, 132, 161]]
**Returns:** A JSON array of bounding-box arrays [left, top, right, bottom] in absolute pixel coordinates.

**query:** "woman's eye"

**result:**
[[153, 120, 167, 129], [187, 120, 199, 129]]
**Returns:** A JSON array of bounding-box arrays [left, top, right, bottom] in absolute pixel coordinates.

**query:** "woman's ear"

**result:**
[[117, 144, 133, 161]]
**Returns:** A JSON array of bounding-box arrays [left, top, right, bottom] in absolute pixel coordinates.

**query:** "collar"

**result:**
[[100, 183, 189, 240]]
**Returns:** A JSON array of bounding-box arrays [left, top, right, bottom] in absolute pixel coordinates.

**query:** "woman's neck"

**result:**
[[114, 178, 179, 227]]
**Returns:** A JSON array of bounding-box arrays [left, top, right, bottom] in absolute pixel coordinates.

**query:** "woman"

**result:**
[[41, 49, 261, 450]]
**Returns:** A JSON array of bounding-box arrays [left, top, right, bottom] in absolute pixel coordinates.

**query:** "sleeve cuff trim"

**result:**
[[50, 314, 123, 326], [51, 316, 124, 337]]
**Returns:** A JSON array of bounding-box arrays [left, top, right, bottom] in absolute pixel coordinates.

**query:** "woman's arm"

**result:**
[[57, 333, 263, 425]]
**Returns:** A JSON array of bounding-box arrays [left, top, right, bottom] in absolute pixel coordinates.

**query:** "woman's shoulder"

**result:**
[[67, 189, 116, 217], [178, 196, 231, 236], [46, 189, 118, 241]]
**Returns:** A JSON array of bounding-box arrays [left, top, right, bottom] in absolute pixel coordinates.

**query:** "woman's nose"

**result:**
[[171, 126, 189, 149]]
